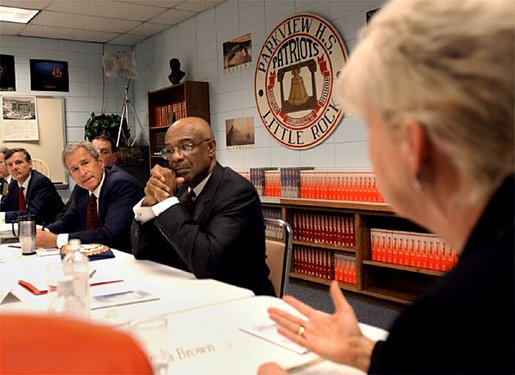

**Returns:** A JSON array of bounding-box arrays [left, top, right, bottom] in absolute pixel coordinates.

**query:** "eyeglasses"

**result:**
[[160, 138, 212, 159]]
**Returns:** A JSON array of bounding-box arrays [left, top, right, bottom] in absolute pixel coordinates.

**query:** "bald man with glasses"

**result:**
[[131, 117, 275, 296]]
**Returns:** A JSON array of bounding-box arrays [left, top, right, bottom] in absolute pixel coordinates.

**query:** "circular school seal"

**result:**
[[254, 13, 347, 149]]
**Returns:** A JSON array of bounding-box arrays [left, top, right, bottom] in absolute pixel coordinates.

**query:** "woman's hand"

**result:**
[[266, 281, 375, 371]]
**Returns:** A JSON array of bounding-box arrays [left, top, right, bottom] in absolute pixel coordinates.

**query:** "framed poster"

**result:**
[[30, 59, 69, 92], [223, 34, 252, 73], [0, 54, 16, 91], [225, 116, 255, 150]]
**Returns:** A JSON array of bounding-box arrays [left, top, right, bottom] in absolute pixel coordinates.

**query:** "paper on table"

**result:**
[[18, 269, 123, 295], [239, 322, 309, 354], [91, 290, 159, 310]]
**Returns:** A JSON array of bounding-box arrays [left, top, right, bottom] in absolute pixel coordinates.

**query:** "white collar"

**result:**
[[191, 171, 212, 197], [90, 172, 105, 198]]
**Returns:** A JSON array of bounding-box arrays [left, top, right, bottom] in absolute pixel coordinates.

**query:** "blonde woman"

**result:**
[[259, 0, 514, 373]]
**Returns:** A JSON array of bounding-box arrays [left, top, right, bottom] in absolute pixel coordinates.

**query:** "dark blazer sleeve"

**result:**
[[48, 169, 144, 252], [2, 170, 64, 225], [131, 164, 275, 296]]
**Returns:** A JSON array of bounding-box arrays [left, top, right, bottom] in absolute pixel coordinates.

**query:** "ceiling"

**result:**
[[0, 0, 226, 46]]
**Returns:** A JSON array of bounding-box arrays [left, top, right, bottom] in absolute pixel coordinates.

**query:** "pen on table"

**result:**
[[89, 269, 97, 279], [8, 245, 21, 248]]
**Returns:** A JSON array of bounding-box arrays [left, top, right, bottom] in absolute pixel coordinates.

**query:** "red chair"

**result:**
[[0, 313, 153, 374]]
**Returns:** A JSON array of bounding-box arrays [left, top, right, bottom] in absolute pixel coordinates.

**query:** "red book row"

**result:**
[[334, 253, 357, 285], [293, 211, 355, 248], [292, 245, 334, 280], [153, 102, 187, 127], [370, 228, 457, 271], [300, 171, 384, 202]]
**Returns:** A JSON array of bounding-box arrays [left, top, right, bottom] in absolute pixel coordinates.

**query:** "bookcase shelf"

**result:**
[[262, 198, 449, 304], [147, 81, 210, 169]]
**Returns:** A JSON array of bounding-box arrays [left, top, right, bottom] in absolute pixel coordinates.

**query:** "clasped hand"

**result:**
[[142, 164, 185, 206]]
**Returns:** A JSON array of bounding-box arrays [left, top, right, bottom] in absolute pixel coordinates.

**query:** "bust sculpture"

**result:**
[[168, 58, 185, 85]]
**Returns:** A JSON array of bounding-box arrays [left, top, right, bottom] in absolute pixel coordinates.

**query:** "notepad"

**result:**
[[239, 322, 309, 354], [91, 290, 159, 310]]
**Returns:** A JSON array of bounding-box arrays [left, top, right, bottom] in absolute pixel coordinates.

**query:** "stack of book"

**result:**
[[263, 170, 281, 197], [300, 171, 384, 202], [250, 168, 277, 196], [263, 207, 283, 240], [292, 245, 334, 280], [334, 253, 357, 285], [153, 101, 187, 127], [370, 229, 457, 271], [292, 211, 355, 248], [279, 167, 314, 198]]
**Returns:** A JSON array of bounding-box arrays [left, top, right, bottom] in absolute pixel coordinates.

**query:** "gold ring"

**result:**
[[297, 325, 305, 337]]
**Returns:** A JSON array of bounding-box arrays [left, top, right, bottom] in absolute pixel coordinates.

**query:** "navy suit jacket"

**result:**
[[47, 167, 143, 253], [1, 170, 64, 225], [131, 163, 275, 296]]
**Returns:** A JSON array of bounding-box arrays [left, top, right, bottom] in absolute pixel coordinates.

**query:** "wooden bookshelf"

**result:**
[[147, 81, 210, 169], [262, 198, 448, 304]]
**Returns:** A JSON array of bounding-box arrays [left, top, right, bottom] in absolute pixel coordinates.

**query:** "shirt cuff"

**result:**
[[152, 196, 180, 217], [133, 196, 180, 224], [57, 233, 69, 249]]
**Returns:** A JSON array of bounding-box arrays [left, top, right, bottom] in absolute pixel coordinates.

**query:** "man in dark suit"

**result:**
[[92, 135, 118, 168], [54, 134, 123, 221], [36, 142, 143, 252], [0, 148, 64, 225], [0, 147, 11, 203], [131, 117, 275, 296]]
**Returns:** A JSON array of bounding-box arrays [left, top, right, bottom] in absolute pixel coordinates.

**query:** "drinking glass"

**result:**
[[46, 262, 65, 294], [128, 316, 170, 374]]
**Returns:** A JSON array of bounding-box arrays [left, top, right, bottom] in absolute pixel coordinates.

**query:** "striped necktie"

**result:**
[[19, 186, 26, 210]]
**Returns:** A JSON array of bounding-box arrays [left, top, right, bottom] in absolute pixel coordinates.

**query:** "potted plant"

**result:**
[[84, 112, 131, 146]]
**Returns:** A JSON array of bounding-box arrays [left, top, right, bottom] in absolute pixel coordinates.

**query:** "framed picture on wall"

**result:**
[[0, 54, 16, 91], [30, 59, 69, 92]]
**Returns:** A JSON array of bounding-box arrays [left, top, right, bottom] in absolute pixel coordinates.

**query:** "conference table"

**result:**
[[0, 243, 388, 374]]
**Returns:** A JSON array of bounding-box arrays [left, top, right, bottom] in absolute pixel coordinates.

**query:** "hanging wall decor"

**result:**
[[254, 14, 347, 149], [30, 59, 69, 92], [0, 54, 16, 91]]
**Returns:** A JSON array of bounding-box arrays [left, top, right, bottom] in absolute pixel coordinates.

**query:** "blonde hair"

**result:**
[[337, 0, 514, 203]]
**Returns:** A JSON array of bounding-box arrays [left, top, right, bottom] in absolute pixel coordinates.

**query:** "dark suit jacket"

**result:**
[[47, 167, 143, 253], [131, 163, 275, 296], [1, 170, 64, 225], [369, 174, 514, 374]]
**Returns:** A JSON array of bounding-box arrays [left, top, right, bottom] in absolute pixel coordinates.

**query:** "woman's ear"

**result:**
[[401, 118, 428, 178]]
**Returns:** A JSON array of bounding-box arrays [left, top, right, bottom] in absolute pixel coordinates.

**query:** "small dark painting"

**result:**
[[0, 54, 16, 91], [30, 59, 69, 92]]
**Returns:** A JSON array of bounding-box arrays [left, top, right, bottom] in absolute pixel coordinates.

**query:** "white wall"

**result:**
[[1, 0, 387, 177], [0, 37, 132, 143], [133, 0, 387, 171], [0, 36, 132, 198]]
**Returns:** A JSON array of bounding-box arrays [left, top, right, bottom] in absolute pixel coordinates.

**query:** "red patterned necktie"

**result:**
[[86, 194, 100, 230], [18, 186, 26, 210]]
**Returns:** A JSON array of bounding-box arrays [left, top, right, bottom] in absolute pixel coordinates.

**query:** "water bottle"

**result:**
[[48, 276, 88, 318], [62, 239, 91, 318]]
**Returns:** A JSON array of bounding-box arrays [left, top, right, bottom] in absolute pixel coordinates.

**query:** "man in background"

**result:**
[[37, 142, 143, 252], [0, 147, 11, 204], [130, 116, 275, 296], [92, 135, 118, 168], [0, 148, 64, 225]]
